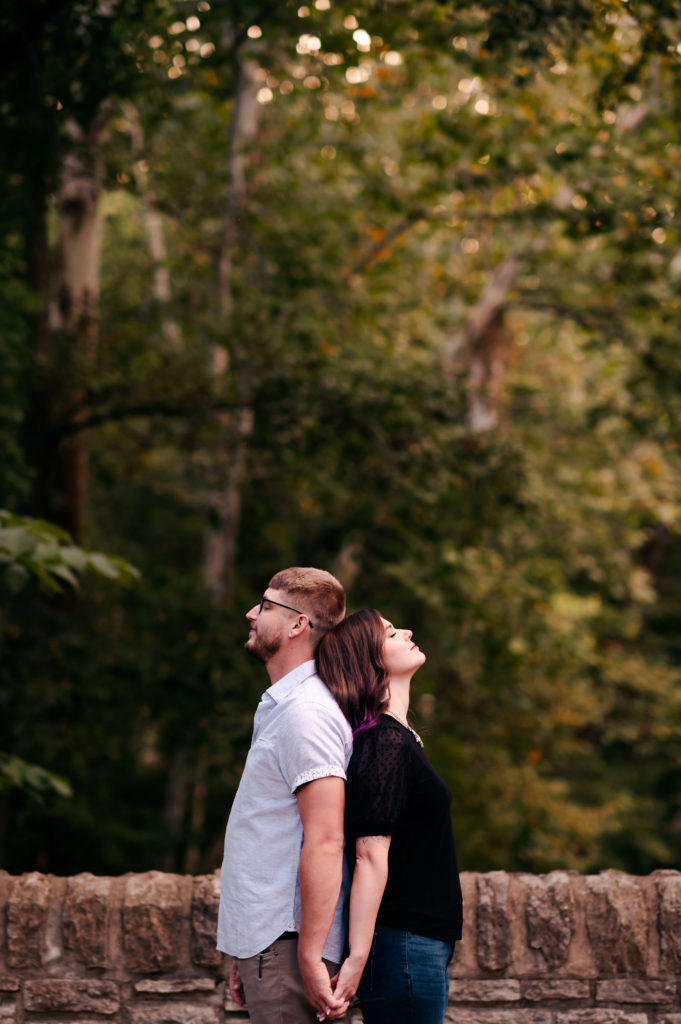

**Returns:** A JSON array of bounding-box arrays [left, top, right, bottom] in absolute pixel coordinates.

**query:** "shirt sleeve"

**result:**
[[346, 724, 413, 839], [278, 700, 351, 794]]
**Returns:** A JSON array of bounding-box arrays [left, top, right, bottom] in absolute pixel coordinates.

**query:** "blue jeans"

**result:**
[[357, 923, 455, 1024]]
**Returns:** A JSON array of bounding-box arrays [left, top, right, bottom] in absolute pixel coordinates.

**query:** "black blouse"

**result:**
[[345, 714, 463, 943]]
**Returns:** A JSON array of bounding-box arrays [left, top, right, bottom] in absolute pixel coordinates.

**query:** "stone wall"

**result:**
[[1, 870, 681, 1024]]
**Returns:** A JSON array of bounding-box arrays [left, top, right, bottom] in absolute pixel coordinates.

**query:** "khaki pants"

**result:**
[[237, 937, 340, 1024]]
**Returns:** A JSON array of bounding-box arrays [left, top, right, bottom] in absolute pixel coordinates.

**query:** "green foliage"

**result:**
[[3, 0, 681, 875], [0, 754, 72, 799], [0, 510, 140, 594]]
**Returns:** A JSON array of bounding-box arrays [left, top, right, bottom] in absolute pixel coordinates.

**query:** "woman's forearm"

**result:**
[[347, 836, 390, 967]]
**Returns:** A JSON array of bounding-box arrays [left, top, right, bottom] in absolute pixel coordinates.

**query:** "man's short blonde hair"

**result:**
[[269, 567, 345, 635]]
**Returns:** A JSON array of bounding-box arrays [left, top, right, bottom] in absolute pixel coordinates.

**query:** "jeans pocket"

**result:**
[[360, 931, 379, 996]]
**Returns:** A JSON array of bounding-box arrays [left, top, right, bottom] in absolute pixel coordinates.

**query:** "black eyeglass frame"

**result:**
[[258, 596, 315, 629]]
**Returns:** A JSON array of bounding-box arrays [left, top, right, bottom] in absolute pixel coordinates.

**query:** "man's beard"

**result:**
[[245, 630, 282, 663]]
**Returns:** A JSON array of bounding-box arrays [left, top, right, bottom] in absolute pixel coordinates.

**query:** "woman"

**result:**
[[317, 609, 462, 1024]]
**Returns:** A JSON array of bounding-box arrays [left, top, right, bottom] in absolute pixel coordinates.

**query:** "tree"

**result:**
[[2, 0, 681, 875]]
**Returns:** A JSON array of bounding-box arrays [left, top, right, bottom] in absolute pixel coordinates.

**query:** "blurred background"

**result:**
[[2, 0, 681, 879]]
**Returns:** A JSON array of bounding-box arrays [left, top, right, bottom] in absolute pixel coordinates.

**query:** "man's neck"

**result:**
[[266, 649, 315, 685]]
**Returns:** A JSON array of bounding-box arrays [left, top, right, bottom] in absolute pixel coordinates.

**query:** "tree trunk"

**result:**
[[202, 54, 260, 607], [39, 115, 108, 540], [161, 748, 189, 872], [121, 101, 182, 349], [446, 256, 518, 433], [183, 745, 208, 873]]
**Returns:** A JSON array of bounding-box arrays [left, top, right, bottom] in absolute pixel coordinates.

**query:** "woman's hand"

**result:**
[[330, 952, 365, 1007]]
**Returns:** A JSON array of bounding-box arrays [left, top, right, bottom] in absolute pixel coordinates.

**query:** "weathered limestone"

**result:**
[[190, 873, 223, 971], [476, 872, 511, 972], [123, 872, 191, 974], [63, 875, 113, 969], [524, 872, 576, 969], [451, 979, 521, 1003], [656, 870, 681, 974], [6, 874, 49, 969], [0, 870, 679, 1023], [128, 1005, 221, 1024], [585, 872, 648, 976], [24, 980, 119, 1014], [134, 979, 217, 994], [555, 1015, 649, 1024], [521, 979, 590, 1002]]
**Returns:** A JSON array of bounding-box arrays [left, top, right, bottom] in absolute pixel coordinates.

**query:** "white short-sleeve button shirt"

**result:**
[[217, 660, 353, 961]]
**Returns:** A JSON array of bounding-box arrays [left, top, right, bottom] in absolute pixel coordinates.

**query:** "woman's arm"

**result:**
[[332, 835, 391, 1006]]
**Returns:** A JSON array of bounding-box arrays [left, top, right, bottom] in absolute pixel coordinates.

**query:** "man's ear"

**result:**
[[289, 615, 309, 637]]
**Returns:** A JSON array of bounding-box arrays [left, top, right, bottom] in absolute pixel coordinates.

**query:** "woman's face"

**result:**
[[380, 616, 426, 678]]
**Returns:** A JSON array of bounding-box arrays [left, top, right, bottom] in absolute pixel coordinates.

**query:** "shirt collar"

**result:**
[[265, 659, 317, 704]]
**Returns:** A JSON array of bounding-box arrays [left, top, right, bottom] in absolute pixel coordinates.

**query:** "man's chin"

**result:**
[[244, 638, 266, 663]]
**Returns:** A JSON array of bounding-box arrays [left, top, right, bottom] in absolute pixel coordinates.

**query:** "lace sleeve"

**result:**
[[346, 723, 413, 838]]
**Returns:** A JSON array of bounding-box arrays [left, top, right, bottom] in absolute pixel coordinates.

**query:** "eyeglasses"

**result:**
[[258, 596, 315, 629]]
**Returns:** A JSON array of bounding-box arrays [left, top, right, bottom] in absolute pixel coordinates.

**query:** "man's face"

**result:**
[[244, 589, 296, 663]]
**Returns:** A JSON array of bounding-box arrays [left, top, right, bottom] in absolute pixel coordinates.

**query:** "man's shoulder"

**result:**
[[284, 673, 352, 731]]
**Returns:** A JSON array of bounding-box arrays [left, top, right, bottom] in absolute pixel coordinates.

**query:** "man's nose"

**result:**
[[246, 604, 259, 621]]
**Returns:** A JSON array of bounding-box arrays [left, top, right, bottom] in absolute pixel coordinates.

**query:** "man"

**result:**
[[217, 567, 352, 1023]]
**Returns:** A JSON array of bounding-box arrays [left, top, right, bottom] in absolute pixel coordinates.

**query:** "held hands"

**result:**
[[298, 955, 349, 1021], [329, 952, 364, 1010]]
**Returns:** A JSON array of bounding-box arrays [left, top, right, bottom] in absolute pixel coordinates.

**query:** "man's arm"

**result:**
[[296, 775, 349, 1017]]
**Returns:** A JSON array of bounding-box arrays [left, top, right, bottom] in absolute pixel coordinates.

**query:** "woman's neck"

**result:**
[[386, 677, 411, 723]]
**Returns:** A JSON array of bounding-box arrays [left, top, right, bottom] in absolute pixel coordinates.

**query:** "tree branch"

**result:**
[[343, 210, 425, 277], [53, 397, 241, 439]]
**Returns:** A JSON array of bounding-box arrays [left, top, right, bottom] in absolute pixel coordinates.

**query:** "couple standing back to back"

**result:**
[[217, 567, 463, 1024]]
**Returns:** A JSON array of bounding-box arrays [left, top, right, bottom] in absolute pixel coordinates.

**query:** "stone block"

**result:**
[[224, 990, 246, 1014], [123, 872, 189, 974], [24, 980, 119, 1015], [191, 873, 223, 970], [556, 1014, 648, 1024], [586, 873, 648, 976], [452, 872, 478, 977], [522, 979, 591, 1002], [128, 1004, 220, 1024], [525, 872, 576, 969], [596, 979, 678, 1003], [476, 873, 511, 972], [134, 980, 216, 994], [6, 873, 49, 969], [445, 1011, 551, 1024], [0, 983, 18, 994], [450, 979, 520, 1003], [63, 874, 112, 969], [657, 1017, 681, 1024], [26, 1020, 121, 1024], [0, 1003, 16, 1022], [656, 872, 681, 974]]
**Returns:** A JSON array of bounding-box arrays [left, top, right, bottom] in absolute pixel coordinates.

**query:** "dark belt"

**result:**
[[277, 931, 298, 940]]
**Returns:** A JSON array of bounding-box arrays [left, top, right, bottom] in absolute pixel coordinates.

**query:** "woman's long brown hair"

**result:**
[[317, 609, 390, 736]]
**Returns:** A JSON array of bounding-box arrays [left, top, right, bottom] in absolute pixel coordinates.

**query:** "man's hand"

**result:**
[[229, 960, 245, 1007], [298, 955, 348, 1019]]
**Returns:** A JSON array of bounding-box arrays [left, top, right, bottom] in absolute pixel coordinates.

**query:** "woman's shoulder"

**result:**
[[351, 716, 413, 763]]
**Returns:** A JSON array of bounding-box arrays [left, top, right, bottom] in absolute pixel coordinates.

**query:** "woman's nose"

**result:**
[[405, 629, 413, 640]]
